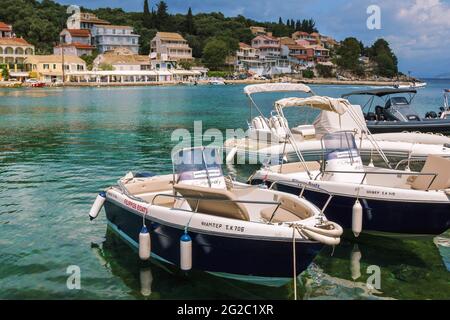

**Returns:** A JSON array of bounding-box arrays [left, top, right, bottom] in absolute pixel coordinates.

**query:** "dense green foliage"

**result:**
[[0, 0, 400, 76], [368, 39, 398, 77], [316, 64, 334, 78], [0, 0, 318, 59], [336, 37, 361, 71], [202, 38, 229, 69], [336, 37, 398, 77], [302, 69, 315, 79]]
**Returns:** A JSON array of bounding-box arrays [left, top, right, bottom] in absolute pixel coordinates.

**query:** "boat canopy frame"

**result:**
[[243, 83, 315, 126], [341, 88, 417, 114], [272, 97, 393, 174]]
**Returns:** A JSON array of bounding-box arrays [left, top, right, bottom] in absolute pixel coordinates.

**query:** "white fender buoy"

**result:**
[[89, 191, 106, 220], [226, 146, 238, 164], [368, 158, 374, 167], [180, 233, 192, 271], [140, 267, 153, 297], [139, 226, 151, 261], [350, 244, 362, 280], [352, 199, 363, 237]]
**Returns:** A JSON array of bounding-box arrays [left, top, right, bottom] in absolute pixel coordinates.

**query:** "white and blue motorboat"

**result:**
[[249, 97, 450, 236], [89, 147, 342, 285], [224, 84, 450, 165]]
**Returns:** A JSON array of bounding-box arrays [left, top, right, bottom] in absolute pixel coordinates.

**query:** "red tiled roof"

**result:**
[[0, 22, 12, 32], [239, 42, 251, 48], [287, 44, 307, 50], [0, 37, 32, 46], [56, 42, 95, 50], [65, 29, 91, 37]]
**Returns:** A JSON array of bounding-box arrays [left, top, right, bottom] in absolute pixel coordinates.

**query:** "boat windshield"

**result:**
[[322, 131, 360, 161], [172, 147, 225, 188], [387, 96, 409, 106]]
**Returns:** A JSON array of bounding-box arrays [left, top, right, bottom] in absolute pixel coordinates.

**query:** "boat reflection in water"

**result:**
[[302, 232, 450, 300], [92, 228, 449, 300], [92, 228, 293, 299]]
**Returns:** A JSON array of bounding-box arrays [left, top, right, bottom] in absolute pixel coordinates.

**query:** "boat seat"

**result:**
[[173, 184, 250, 221], [272, 161, 321, 174], [260, 195, 312, 223], [411, 155, 450, 191], [291, 125, 316, 138], [124, 176, 173, 195]]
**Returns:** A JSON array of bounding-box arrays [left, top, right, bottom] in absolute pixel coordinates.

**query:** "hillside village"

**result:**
[[0, 1, 401, 85]]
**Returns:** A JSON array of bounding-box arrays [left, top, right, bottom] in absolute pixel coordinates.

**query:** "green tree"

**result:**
[[185, 7, 195, 34], [336, 37, 362, 71], [202, 38, 228, 70], [143, 0, 152, 29], [155, 1, 169, 30], [369, 39, 398, 77]]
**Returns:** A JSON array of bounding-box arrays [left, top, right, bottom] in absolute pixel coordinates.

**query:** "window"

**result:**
[[53, 64, 57, 69], [43, 64, 50, 69]]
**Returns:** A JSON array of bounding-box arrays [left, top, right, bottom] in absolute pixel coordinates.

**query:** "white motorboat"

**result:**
[[89, 147, 342, 284], [209, 78, 226, 85], [248, 97, 450, 236], [224, 84, 450, 165]]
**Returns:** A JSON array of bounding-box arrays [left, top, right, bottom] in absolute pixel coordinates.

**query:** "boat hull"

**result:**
[[104, 200, 323, 279], [250, 179, 450, 236], [367, 119, 450, 134]]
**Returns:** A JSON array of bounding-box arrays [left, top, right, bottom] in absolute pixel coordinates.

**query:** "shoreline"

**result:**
[[0, 78, 422, 88]]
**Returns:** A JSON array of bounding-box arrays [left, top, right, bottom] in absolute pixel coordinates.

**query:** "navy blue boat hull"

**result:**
[[251, 179, 450, 236], [104, 201, 323, 278]]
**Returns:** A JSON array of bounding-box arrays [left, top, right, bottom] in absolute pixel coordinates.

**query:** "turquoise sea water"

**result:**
[[0, 80, 449, 299]]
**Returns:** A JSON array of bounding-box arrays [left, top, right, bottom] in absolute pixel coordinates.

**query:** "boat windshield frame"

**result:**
[[320, 131, 361, 166], [171, 146, 223, 188]]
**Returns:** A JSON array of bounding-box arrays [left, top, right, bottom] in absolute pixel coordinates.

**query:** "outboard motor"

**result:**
[[321, 131, 366, 184]]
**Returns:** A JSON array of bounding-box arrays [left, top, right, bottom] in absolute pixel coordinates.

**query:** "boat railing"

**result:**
[[151, 193, 285, 224], [267, 179, 333, 215], [394, 158, 426, 170], [315, 170, 438, 191], [117, 180, 150, 203]]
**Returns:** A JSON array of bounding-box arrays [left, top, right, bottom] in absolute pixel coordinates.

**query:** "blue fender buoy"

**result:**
[[180, 233, 192, 271], [139, 226, 151, 261]]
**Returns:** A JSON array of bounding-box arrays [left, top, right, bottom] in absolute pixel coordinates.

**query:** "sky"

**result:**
[[56, 0, 450, 78]]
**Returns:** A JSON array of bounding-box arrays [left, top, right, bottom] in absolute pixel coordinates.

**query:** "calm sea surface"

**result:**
[[0, 80, 449, 299]]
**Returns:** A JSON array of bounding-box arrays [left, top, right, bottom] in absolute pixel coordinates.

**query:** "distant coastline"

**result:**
[[0, 78, 420, 88]]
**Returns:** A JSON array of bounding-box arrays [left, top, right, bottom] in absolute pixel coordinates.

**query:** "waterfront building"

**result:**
[[251, 35, 281, 59], [93, 48, 151, 71], [281, 43, 313, 67], [0, 37, 34, 65], [0, 22, 13, 38], [235, 42, 259, 71], [54, 29, 95, 56], [24, 55, 86, 83], [305, 44, 330, 63], [150, 32, 193, 61], [66, 12, 110, 30], [91, 25, 140, 54], [60, 11, 139, 54]]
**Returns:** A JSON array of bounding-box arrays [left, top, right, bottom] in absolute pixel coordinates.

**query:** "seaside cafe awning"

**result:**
[[244, 83, 313, 96], [274, 96, 349, 115]]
